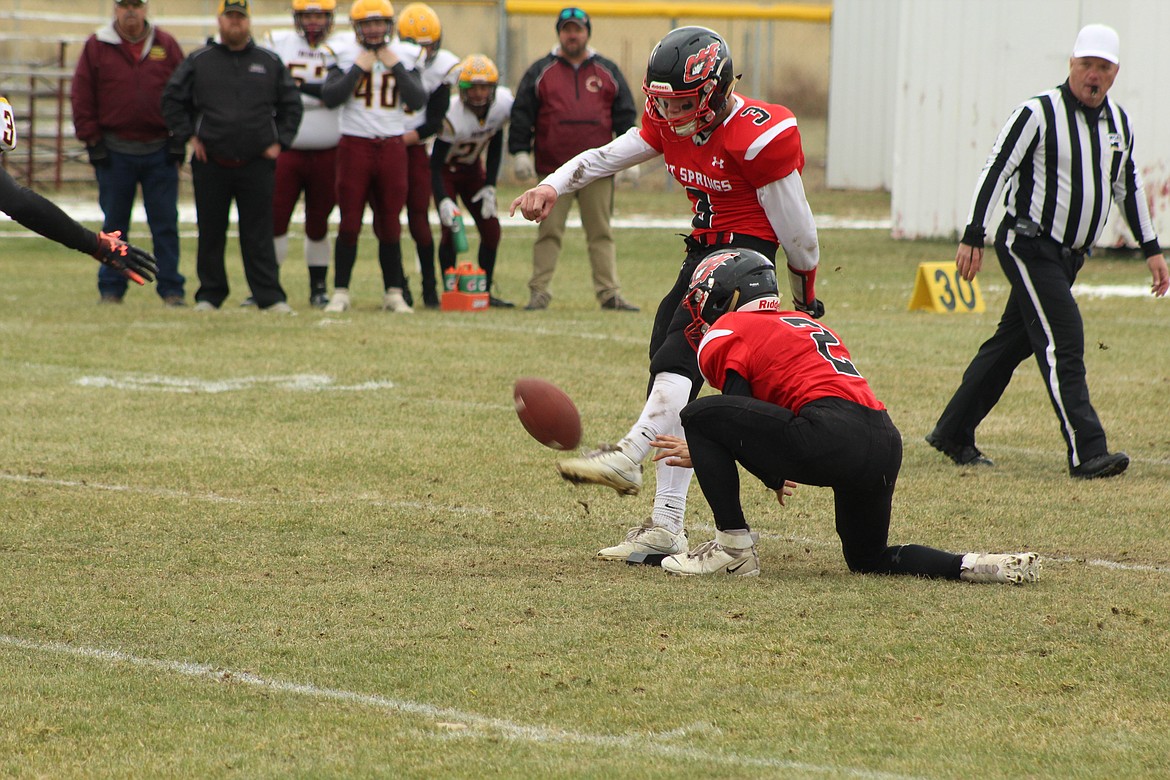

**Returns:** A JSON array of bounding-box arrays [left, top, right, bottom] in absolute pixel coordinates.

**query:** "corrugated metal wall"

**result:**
[[829, 0, 1170, 244], [825, 0, 899, 190]]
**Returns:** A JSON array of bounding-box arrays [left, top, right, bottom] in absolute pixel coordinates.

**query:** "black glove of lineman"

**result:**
[[795, 298, 826, 319], [92, 230, 158, 285], [86, 140, 110, 168]]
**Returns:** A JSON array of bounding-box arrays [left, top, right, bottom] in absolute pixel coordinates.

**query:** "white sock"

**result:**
[[273, 233, 289, 267], [305, 237, 330, 268], [649, 407, 690, 535], [617, 372, 692, 463], [651, 459, 690, 535]]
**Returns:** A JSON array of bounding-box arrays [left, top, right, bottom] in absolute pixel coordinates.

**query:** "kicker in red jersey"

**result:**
[[640, 95, 804, 241]]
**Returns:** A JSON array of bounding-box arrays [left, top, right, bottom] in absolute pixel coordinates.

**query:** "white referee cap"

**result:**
[[1073, 24, 1119, 64]]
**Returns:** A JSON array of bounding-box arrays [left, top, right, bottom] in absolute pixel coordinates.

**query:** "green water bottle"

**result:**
[[450, 213, 469, 254]]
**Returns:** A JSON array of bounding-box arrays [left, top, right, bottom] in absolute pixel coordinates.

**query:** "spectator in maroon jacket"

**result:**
[[508, 6, 639, 312], [71, 0, 185, 306]]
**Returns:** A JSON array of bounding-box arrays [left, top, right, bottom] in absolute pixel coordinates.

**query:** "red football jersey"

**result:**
[[696, 310, 884, 414], [639, 95, 805, 243]]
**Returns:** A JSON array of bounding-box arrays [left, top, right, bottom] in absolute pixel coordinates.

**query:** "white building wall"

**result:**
[[825, 0, 900, 190], [829, 0, 1170, 244]]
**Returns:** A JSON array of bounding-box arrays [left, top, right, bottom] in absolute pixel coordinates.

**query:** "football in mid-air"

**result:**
[[513, 377, 581, 450]]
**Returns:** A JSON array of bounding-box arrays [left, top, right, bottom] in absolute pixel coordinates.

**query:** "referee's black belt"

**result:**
[[691, 231, 778, 258], [1007, 216, 1087, 258]]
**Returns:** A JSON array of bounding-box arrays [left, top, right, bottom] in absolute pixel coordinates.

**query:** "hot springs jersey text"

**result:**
[[436, 87, 515, 166], [264, 30, 342, 150], [640, 95, 805, 242], [697, 310, 883, 414], [331, 37, 424, 138]]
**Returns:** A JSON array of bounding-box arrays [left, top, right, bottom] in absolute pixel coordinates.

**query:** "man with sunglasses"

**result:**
[[508, 6, 639, 312]]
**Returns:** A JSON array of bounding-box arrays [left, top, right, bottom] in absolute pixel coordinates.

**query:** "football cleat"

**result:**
[[661, 531, 760, 577], [959, 552, 1042, 584], [596, 521, 688, 561], [382, 287, 414, 314], [323, 288, 350, 312], [557, 444, 642, 495]]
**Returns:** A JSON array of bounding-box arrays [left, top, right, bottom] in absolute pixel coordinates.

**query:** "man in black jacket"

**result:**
[[162, 0, 303, 312]]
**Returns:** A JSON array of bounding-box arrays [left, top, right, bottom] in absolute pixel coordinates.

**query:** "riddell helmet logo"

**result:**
[[684, 42, 720, 84]]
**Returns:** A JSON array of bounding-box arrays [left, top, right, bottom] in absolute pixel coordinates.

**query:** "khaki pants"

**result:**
[[527, 176, 620, 303]]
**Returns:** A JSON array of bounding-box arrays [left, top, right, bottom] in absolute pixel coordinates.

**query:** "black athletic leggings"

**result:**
[[681, 395, 961, 578]]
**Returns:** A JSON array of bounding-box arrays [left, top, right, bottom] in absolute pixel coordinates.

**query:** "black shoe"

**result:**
[[925, 431, 994, 466], [309, 285, 329, 309], [401, 280, 414, 307], [489, 295, 515, 308], [240, 296, 257, 307], [601, 295, 640, 312], [1070, 451, 1129, 479]]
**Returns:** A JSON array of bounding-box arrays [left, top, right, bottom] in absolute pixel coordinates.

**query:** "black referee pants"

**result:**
[[932, 220, 1107, 468], [191, 157, 286, 308], [682, 395, 960, 578]]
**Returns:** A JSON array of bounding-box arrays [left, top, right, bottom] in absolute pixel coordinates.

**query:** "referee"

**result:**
[[927, 24, 1169, 480]]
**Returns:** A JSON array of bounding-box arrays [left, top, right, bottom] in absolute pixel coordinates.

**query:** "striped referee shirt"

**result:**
[[961, 81, 1161, 257]]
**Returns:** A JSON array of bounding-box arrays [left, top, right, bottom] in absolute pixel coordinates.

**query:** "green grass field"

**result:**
[[2, 183, 1169, 778]]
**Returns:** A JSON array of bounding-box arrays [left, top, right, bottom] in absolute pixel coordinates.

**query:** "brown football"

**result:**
[[513, 377, 582, 450]]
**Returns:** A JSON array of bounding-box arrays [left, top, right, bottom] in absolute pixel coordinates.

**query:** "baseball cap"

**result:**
[[115, 0, 147, 5], [218, 0, 250, 16], [1072, 24, 1119, 64], [556, 7, 591, 34]]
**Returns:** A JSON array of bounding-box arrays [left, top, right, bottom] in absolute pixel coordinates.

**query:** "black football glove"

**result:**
[[92, 230, 158, 285], [794, 297, 826, 319], [86, 140, 110, 168]]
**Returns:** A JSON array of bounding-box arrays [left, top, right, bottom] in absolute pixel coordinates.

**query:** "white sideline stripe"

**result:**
[[2, 471, 1167, 575], [0, 202, 891, 232], [0, 634, 919, 780]]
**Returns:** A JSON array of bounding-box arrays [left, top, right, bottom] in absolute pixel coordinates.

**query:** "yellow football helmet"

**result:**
[[350, 0, 394, 48], [292, 0, 336, 46], [396, 3, 441, 47], [457, 54, 499, 112]]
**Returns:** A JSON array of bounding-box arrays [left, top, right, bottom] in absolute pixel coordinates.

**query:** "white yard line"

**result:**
[[0, 633, 921, 779], [1, 202, 891, 232]]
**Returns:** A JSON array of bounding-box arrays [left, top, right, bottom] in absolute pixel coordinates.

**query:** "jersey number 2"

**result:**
[[781, 316, 861, 377]]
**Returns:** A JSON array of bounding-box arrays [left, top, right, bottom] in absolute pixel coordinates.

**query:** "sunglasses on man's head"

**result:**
[[559, 8, 587, 21]]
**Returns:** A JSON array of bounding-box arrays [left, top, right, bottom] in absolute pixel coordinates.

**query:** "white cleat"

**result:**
[[323, 289, 350, 313], [960, 552, 1042, 584], [596, 521, 688, 561], [661, 531, 760, 577], [556, 444, 642, 496], [382, 287, 414, 314]]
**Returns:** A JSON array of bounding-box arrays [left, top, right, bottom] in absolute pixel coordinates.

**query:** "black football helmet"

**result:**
[[643, 26, 736, 139], [684, 249, 779, 349]]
